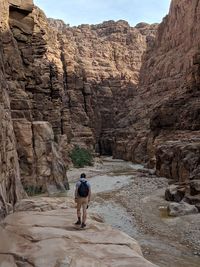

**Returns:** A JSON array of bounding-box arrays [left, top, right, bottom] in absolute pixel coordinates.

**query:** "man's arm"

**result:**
[[75, 183, 79, 201], [88, 186, 91, 202]]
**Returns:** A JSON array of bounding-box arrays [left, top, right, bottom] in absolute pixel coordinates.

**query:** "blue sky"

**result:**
[[34, 0, 171, 26]]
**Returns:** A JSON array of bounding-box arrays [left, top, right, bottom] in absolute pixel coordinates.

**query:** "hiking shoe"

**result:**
[[81, 223, 86, 228], [75, 220, 81, 225]]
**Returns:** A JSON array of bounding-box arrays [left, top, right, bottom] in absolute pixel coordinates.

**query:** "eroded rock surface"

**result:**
[[111, 0, 200, 204], [0, 197, 158, 267], [148, 0, 200, 203], [0, 0, 157, 208], [1, 0, 200, 219], [114, 0, 200, 162], [0, 0, 25, 218], [0, 0, 69, 207], [48, 19, 157, 154]]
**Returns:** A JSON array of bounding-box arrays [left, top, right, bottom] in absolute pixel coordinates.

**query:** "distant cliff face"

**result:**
[[4, 0, 157, 159], [47, 19, 157, 155]]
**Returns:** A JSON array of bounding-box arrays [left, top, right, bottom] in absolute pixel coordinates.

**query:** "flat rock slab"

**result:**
[[0, 197, 158, 267]]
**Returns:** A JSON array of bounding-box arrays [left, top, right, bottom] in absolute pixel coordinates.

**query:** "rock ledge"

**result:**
[[0, 197, 158, 267]]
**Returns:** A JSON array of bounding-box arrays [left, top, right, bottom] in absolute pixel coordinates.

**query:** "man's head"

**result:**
[[80, 173, 86, 179]]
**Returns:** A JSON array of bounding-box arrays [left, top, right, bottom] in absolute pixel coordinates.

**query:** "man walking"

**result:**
[[75, 173, 91, 228]]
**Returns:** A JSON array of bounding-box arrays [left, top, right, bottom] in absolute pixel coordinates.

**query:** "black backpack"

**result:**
[[78, 181, 89, 197]]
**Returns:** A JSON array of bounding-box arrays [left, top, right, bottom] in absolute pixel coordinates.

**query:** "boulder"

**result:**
[[190, 180, 200, 195], [184, 194, 200, 205], [195, 203, 200, 212], [165, 184, 186, 202], [168, 201, 198, 217]]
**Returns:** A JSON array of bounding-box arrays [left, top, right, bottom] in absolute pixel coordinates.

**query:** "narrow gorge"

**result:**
[[0, 0, 200, 266], [0, 0, 158, 211]]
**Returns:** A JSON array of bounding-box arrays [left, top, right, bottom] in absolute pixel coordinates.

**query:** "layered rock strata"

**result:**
[[112, 0, 200, 203], [145, 0, 200, 203], [0, 0, 69, 214], [47, 19, 157, 155], [2, 0, 200, 214], [1, 0, 157, 198], [0, 0, 25, 218], [6, 2, 69, 193], [112, 2, 198, 166]]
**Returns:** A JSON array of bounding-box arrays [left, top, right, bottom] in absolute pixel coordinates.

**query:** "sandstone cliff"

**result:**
[[112, 0, 200, 203], [48, 19, 157, 155], [1, 0, 200, 214], [0, 0, 158, 210], [0, 0, 26, 218], [150, 0, 200, 204], [0, 0, 69, 215]]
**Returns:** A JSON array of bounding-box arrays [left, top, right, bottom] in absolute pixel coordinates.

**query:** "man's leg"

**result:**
[[81, 198, 88, 228], [75, 199, 81, 225]]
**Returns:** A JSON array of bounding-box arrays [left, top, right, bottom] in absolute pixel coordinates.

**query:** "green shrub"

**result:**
[[24, 185, 43, 196], [70, 146, 93, 168]]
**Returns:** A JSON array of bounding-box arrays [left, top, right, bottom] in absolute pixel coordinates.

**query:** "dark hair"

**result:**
[[80, 173, 86, 178]]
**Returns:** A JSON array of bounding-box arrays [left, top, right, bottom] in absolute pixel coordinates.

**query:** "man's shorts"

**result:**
[[77, 197, 88, 212]]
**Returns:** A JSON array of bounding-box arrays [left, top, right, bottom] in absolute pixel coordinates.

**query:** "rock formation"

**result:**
[[0, 197, 158, 267], [0, 0, 69, 215], [0, 0, 158, 213], [0, 60, 24, 219], [1, 0, 200, 265], [111, 0, 200, 205], [148, 0, 200, 205], [1, 0, 200, 215], [0, 0, 26, 219], [48, 19, 157, 155]]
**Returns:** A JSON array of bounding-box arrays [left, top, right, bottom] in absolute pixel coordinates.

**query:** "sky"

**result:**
[[34, 0, 171, 27]]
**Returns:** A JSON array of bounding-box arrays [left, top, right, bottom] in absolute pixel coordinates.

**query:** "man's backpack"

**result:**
[[78, 181, 89, 197]]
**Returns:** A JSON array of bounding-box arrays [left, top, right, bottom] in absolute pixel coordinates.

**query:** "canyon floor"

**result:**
[[0, 157, 200, 267], [68, 157, 200, 267]]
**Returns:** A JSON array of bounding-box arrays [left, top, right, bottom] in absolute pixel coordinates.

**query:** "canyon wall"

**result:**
[[0, 0, 156, 212], [7, 1, 157, 190], [148, 0, 200, 182], [0, 0, 25, 218], [112, 0, 200, 202], [48, 19, 157, 155], [149, 0, 200, 202], [6, 2, 69, 193], [0, 57, 23, 218], [0, 0, 70, 215]]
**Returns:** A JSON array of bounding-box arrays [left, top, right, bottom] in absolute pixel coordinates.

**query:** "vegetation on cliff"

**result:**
[[70, 146, 93, 168]]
